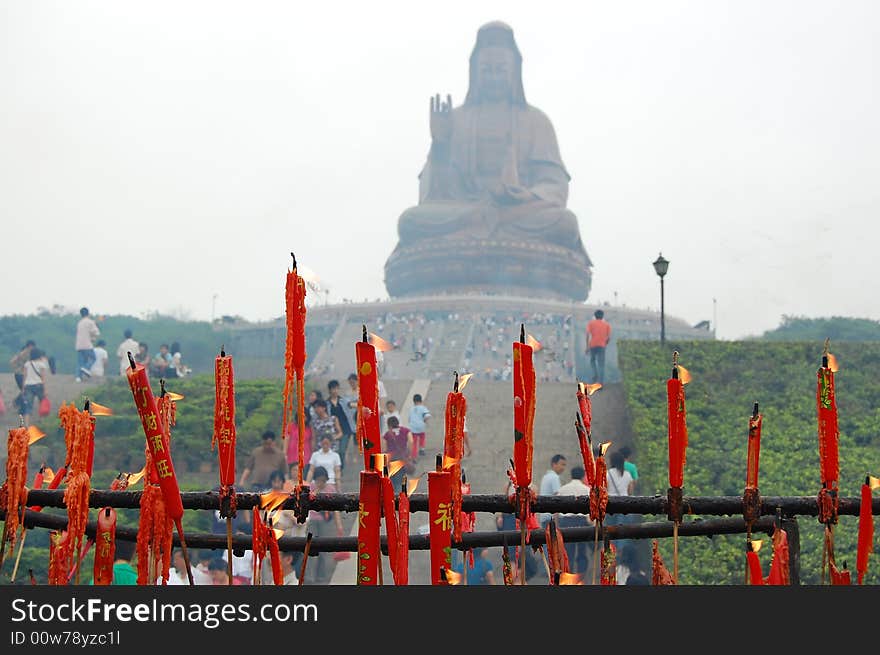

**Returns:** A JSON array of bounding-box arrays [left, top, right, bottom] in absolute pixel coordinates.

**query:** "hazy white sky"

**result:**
[[2, 1, 877, 339]]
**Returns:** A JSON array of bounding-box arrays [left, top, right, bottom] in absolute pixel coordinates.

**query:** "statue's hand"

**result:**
[[429, 93, 453, 144], [491, 183, 538, 204]]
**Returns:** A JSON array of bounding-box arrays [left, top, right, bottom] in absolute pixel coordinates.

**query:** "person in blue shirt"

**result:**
[[452, 547, 496, 585], [407, 393, 431, 458]]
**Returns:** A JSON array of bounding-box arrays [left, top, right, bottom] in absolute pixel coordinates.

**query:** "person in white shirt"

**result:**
[[74, 306, 100, 382], [90, 340, 109, 377], [555, 465, 592, 576], [538, 454, 567, 527], [261, 550, 300, 585], [21, 348, 50, 426], [305, 436, 343, 489], [116, 329, 140, 376], [606, 450, 635, 551]]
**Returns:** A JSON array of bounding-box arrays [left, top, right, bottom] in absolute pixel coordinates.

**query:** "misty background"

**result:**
[[1, 1, 877, 339]]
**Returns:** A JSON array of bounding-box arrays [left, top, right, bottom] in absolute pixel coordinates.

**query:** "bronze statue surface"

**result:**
[[384, 21, 592, 301]]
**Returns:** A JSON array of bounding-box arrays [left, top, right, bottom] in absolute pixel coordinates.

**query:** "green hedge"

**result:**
[[619, 340, 879, 585]]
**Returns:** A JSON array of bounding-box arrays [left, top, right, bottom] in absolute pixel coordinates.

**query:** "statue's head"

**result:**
[[465, 21, 526, 106]]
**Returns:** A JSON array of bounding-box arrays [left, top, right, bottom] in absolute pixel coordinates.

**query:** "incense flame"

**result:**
[[442, 455, 460, 471], [751, 540, 763, 553], [88, 401, 114, 416], [678, 365, 692, 385], [558, 572, 584, 585], [599, 441, 612, 457], [126, 466, 147, 487], [42, 468, 55, 484], [458, 373, 474, 392], [584, 383, 602, 396], [827, 352, 839, 373], [869, 476, 880, 491], [368, 332, 394, 352], [387, 459, 405, 478], [26, 425, 46, 445], [406, 476, 422, 497], [166, 391, 185, 401], [260, 491, 291, 513], [445, 569, 463, 585], [526, 334, 542, 351]]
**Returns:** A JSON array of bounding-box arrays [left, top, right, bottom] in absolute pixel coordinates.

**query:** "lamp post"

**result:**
[[652, 253, 669, 345]]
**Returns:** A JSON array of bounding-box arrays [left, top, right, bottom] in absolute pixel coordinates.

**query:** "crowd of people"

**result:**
[[72, 307, 193, 381]]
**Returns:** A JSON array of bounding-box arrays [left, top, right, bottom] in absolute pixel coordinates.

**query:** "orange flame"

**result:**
[[387, 459, 405, 478], [751, 540, 763, 553], [368, 332, 394, 352], [599, 441, 612, 457], [442, 455, 460, 471], [584, 383, 602, 396], [406, 476, 422, 497], [273, 527, 285, 540], [526, 334, 542, 351], [445, 569, 463, 585], [166, 391, 185, 401], [458, 373, 474, 392], [869, 476, 880, 491], [126, 465, 147, 487], [373, 453, 387, 473], [559, 572, 584, 585], [260, 491, 290, 513], [677, 365, 692, 385], [26, 425, 46, 445], [42, 468, 55, 484], [827, 352, 839, 373], [88, 401, 114, 416]]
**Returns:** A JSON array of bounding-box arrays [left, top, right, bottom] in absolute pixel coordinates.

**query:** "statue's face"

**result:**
[[476, 46, 516, 102]]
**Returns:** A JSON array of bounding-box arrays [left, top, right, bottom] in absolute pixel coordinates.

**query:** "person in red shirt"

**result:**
[[586, 309, 612, 384], [382, 416, 413, 490]]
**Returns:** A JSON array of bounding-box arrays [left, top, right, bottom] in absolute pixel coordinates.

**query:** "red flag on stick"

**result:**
[[745, 404, 763, 490], [58, 403, 93, 584], [92, 508, 117, 586], [816, 341, 840, 584], [357, 326, 382, 470], [856, 476, 879, 584], [816, 344, 840, 491], [381, 472, 399, 582], [600, 541, 617, 586], [395, 477, 414, 586], [357, 466, 382, 585], [764, 527, 790, 585], [428, 456, 453, 585], [666, 352, 690, 584], [746, 540, 764, 585], [513, 325, 536, 584], [48, 530, 73, 586], [513, 325, 536, 491], [667, 356, 689, 491], [213, 348, 237, 517], [444, 372, 467, 542], [829, 560, 851, 585], [282, 253, 308, 485], [575, 383, 597, 487], [651, 540, 675, 586], [125, 355, 193, 585], [1, 427, 29, 564]]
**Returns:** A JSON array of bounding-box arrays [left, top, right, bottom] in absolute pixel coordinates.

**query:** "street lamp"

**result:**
[[652, 253, 669, 345]]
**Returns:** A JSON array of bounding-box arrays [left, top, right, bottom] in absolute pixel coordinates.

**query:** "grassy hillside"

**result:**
[[619, 340, 879, 585]]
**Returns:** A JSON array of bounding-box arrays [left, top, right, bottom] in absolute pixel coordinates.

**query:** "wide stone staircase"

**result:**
[[329, 378, 635, 584]]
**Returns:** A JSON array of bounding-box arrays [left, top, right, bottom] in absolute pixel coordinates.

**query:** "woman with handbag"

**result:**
[[21, 348, 50, 426]]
